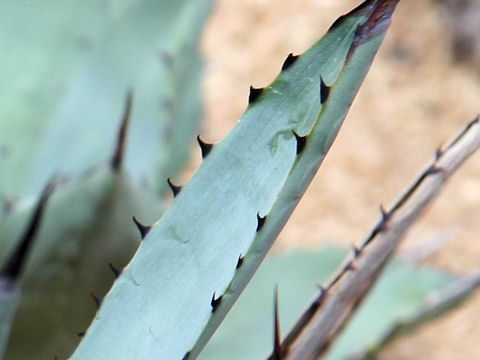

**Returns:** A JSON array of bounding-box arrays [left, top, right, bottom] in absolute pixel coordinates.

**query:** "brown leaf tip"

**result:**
[[111, 90, 134, 171], [0, 180, 55, 281], [347, 0, 399, 60], [328, 0, 372, 32]]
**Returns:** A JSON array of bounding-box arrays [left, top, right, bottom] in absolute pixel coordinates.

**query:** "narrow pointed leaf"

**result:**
[[70, 1, 398, 359], [0, 170, 162, 359]]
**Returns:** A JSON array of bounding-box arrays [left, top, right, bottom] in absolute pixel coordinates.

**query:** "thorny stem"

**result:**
[[347, 268, 480, 360], [270, 117, 480, 360]]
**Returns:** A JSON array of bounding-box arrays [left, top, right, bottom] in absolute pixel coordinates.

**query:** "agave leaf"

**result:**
[[70, 1, 398, 359], [0, 0, 213, 198], [0, 182, 53, 359], [198, 248, 453, 360], [0, 170, 162, 359]]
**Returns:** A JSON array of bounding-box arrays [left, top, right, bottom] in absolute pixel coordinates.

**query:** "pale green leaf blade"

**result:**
[[0, 170, 162, 359], [70, 2, 398, 359]]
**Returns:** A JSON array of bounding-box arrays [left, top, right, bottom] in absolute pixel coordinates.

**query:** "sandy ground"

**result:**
[[196, 0, 480, 359]]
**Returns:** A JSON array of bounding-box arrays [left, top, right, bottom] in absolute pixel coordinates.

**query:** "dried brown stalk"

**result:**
[[269, 117, 480, 360], [348, 267, 480, 360]]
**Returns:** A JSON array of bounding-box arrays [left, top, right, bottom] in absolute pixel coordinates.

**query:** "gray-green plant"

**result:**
[[5, 1, 467, 359], [0, 0, 213, 358]]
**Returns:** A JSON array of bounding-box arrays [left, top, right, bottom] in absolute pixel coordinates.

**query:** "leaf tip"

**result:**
[[347, 0, 399, 60], [0, 180, 55, 281], [111, 90, 133, 171]]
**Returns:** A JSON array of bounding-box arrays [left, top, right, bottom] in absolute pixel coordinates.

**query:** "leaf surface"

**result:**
[[70, 1, 399, 359]]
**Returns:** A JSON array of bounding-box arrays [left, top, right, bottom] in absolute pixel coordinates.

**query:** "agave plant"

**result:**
[[1, 1, 479, 359]]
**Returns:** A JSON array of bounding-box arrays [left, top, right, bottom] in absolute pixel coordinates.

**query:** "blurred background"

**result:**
[[0, 0, 479, 358], [199, 0, 480, 358]]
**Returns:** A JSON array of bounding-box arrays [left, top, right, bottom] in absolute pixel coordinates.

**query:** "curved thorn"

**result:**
[[380, 204, 389, 222], [132, 216, 152, 240], [426, 164, 444, 175], [236, 254, 244, 269], [435, 146, 444, 160], [182, 351, 191, 360], [211, 292, 222, 313], [167, 178, 182, 197], [108, 262, 122, 278], [292, 131, 307, 155], [111, 90, 133, 171], [197, 135, 214, 159], [256, 213, 267, 232], [352, 244, 361, 257], [346, 259, 358, 271], [90, 292, 102, 309], [249, 86, 264, 104], [281, 53, 299, 71], [312, 285, 329, 308]]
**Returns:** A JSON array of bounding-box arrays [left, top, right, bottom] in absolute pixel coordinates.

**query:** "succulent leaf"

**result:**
[[0, 182, 53, 359], [70, 1, 398, 359], [0, 170, 162, 359]]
